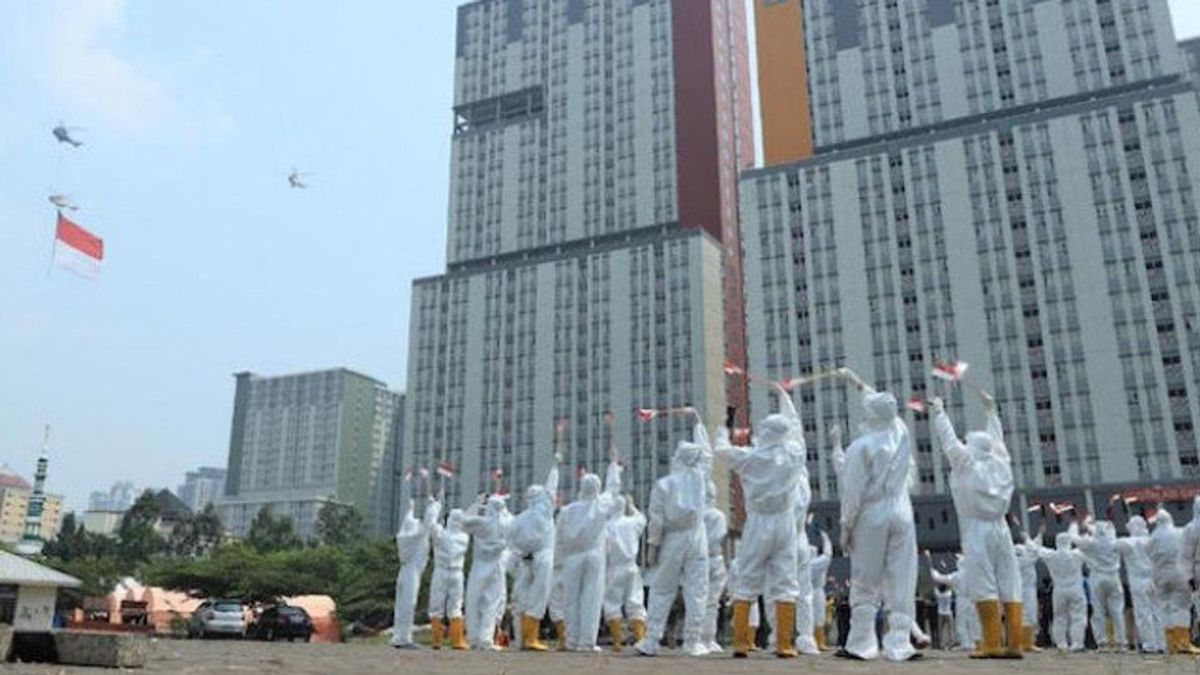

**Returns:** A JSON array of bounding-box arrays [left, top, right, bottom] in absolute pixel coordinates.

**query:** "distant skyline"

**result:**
[[1, 0, 1199, 514]]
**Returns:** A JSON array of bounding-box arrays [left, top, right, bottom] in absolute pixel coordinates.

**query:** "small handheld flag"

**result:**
[[436, 461, 457, 479], [932, 360, 969, 382], [906, 396, 927, 414]]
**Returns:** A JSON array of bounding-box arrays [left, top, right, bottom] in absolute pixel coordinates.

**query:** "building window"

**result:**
[[0, 584, 16, 625]]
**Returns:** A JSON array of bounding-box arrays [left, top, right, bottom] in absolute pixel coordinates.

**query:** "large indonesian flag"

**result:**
[[54, 212, 103, 278]]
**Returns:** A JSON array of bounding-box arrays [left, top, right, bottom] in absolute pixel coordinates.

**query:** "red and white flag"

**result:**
[[556, 419, 570, 435], [906, 396, 927, 414], [932, 360, 969, 382], [723, 361, 745, 376], [1049, 502, 1075, 515], [1026, 503, 1043, 513], [1123, 495, 1140, 506], [435, 461, 456, 479], [636, 408, 659, 422], [53, 212, 103, 279]]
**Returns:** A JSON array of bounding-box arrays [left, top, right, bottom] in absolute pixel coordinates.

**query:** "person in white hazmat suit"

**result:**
[[1183, 498, 1200, 628], [789, 489, 820, 656], [1033, 526, 1087, 652], [701, 479, 728, 654], [809, 531, 833, 651], [556, 462, 623, 653], [834, 370, 919, 661], [1116, 515, 1164, 653], [391, 481, 441, 649], [428, 507, 470, 650], [929, 394, 1023, 659], [508, 457, 560, 652], [548, 559, 567, 650], [1149, 506, 1200, 655], [604, 493, 647, 652], [926, 556, 980, 651], [1012, 528, 1043, 652], [713, 384, 807, 659], [634, 413, 711, 657], [1070, 518, 1127, 651], [462, 494, 511, 650]]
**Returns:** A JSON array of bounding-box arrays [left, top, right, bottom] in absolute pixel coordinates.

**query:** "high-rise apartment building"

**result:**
[[177, 467, 227, 513], [218, 369, 403, 539], [403, 0, 754, 513], [743, 0, 1200, 508]]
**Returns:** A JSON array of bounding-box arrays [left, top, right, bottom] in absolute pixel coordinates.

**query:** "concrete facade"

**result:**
[[742, 0, 1200, 508], [218, 369, 403, 538], [403, 0, 751, 514]]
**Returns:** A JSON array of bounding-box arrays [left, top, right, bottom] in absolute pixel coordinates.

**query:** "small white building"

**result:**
[[0, 550, 80, 631]]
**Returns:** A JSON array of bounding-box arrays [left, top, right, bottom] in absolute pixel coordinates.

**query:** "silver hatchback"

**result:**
[[188, 600, 247, 639]]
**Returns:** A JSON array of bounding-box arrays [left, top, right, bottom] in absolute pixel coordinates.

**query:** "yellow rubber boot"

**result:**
[[523, 615, 549, 652], [815, 625, 829, 651], [1003, 602, 1025, 659], [608, 619, 624, 652], [630, 618, 646, 644], [555, 620, 567, 651], [1023, 626, 1041, 653], [970, 600, 1006, 659], [430, 618, 444, 650], [775, 602, 798, 659], [1171, 626, 1200, 655], [732, 600, 753, 658], [448, 617, 468, 651]]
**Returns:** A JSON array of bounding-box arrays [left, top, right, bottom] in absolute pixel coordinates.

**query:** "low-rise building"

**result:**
[[0, 467, 63, 546]]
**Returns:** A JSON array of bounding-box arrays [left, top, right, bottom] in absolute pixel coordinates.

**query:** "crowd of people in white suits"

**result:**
[[389, 367, 1200, 659]]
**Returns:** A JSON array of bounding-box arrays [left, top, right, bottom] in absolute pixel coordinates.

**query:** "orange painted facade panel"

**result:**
[[755, 0, 814, 165]]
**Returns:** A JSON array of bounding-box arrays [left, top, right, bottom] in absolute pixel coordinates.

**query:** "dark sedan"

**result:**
[[248, 605, 315, 642]]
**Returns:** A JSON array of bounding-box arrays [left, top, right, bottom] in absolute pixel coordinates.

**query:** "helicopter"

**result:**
[[287, 168, 310, 189], [52, 123, 84, 148], [48, 193, 80, 211]]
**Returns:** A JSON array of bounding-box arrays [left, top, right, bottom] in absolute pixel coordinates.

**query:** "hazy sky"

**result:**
[[1, 1, 1199, 513]]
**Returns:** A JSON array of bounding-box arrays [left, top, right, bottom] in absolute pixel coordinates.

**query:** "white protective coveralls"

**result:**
[[603, 494, 647, 650], [701, 480, 728, 653], [837, 389, 919, 661], [930, 397, 1022, 658], [791, 482, 819, 656], [428, 508, 470, 649], [1035, 529, 1087, 651], [1184, 498, 1200, 605], [555, 463, 622, 652], [1149, 507, 1200, 654], [635, 422, 711, 657], [1012, 535, 1041, 651], [392, 492, 441, 647], [462, 495, 511, 650], [508, 462, 559, 651], [1116, 516, 1164, 653], [1071, 521, 1127, 650], [809, 531, 833, 650], [930, 567, 980, 651], [714, 387, 807, 658]]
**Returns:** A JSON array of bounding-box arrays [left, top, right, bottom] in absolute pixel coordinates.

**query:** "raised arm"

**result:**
[[713, 425, 753, 469], [929, 398, 970, 471], [545, 459, 560, 498], [981, 391, 1005, 447], [604, 460, 622, 497]]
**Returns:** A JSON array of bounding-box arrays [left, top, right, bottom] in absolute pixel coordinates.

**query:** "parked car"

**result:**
[[188, 599, 247, 639], [248, 605, 314, 642]]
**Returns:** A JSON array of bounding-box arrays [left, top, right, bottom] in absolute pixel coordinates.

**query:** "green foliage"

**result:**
[[141, 543, 340, 605], [314, 502, 366, 548], [116, 490, 165, 564], [246, 506, 303, 553], [326, 538, 398, 629], [46, 554, 125, 610], [167, 503, 224, 557], [42, 512, 117, 562]]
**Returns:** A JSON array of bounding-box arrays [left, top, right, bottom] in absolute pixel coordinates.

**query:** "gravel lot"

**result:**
[[6, 639, 1200, 674]]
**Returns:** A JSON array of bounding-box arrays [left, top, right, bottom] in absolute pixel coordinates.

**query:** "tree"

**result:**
[[314, 502, 365, 548], [117, 490, 165, 565], [167, 503, 225, 558], [246, 506, 302, 553]]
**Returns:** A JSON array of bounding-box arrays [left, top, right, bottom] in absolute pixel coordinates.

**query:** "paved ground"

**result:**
[[7, 640, 1200, 674]]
